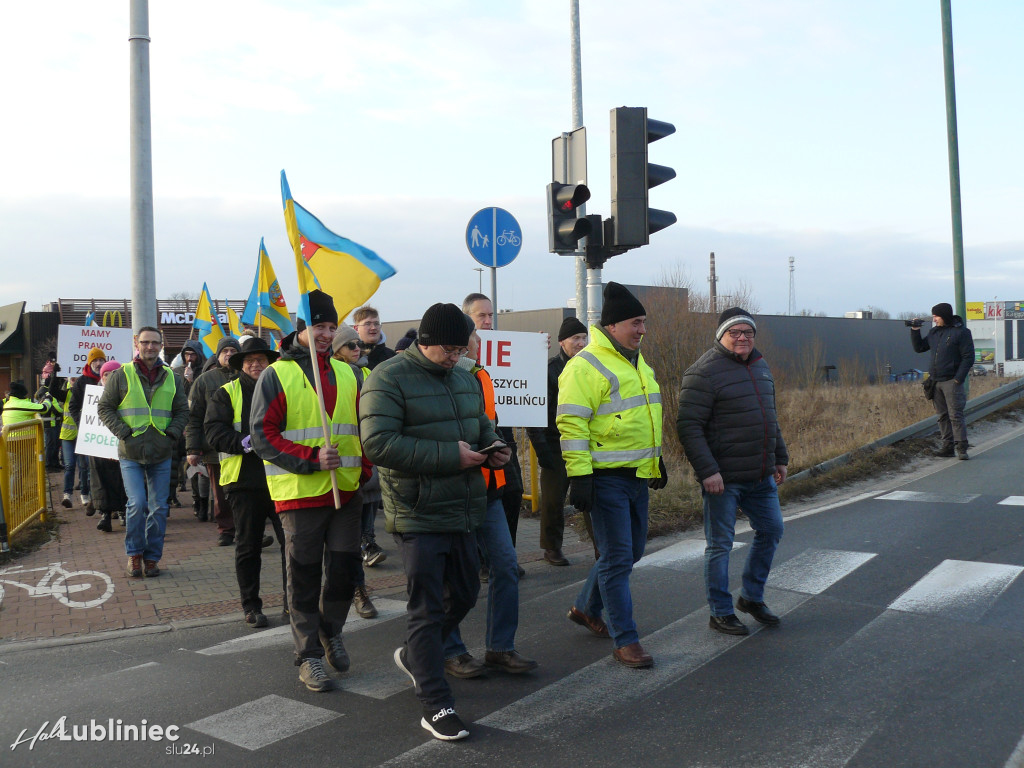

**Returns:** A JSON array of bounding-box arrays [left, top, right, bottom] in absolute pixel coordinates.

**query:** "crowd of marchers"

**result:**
[[1, 287, 971, 743]]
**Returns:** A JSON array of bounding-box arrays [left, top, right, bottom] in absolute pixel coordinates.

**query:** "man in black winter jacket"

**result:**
[[204, 337, 287, 629], [677, 307, 788, 637], [910, 302, 975, 460]]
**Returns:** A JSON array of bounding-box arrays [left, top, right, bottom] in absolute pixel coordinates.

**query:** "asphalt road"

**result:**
[[3, 428, 1024, 768]]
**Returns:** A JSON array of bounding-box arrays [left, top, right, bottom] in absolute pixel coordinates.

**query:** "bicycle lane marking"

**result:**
[[0, 562, 115, 610]]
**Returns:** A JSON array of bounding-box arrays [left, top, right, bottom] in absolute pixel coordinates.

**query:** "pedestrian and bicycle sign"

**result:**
[[466, 207, 522, 268]]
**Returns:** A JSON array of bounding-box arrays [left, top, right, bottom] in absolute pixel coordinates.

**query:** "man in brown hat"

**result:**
[[205, 336, 287, 629]]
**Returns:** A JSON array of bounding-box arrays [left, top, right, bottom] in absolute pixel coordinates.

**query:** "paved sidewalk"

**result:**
[[0, 470, 594, 645]]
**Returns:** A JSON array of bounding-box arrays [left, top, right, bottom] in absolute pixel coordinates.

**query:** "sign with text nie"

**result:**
[[476, 330, 547, 428], [56, 325, 134, 377], [75, 384, 119, 460]]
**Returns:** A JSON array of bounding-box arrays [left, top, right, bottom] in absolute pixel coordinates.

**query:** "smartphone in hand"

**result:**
[[478, 442, 508, 456]]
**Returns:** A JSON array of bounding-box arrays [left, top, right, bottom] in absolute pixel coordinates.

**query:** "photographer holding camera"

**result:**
[[909, 303, 975, 460]]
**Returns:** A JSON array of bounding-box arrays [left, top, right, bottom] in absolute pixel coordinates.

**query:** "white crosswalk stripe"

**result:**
[[998, 496, 1024, 506], [635, 537, 746, 571], [888, 559, 1024, 621], [186, 694, 339, 751], [195, 598, 408, 656], [769, 548, 877, 595], [876, 490, 980, 504]]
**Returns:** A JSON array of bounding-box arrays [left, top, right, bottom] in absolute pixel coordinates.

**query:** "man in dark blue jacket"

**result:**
[[911, 302, 975, 460], [677, 307, 788, 637]]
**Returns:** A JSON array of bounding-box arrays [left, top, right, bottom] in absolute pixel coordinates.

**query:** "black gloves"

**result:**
[[569, 475, 595, 513], [648, 457, 668, 490]]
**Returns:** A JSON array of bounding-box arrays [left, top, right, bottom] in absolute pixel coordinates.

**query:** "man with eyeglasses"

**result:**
[[360, 302, 508, 741], [351, 305, 396, 370], [677, 307, 788, 637]]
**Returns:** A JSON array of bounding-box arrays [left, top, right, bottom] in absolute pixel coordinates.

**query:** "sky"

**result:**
[[1, 0, 1021, 323]]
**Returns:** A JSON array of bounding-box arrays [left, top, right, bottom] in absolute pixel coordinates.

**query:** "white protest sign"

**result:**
[[75, 384, 119, 460], [476, 330, 547, 428], [56, 325, 134, 377]]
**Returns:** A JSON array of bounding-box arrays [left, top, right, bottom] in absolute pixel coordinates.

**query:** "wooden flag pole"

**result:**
[[308, 341, 342, 509]]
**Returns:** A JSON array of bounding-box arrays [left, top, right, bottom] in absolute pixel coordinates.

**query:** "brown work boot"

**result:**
[[568, 606, 611, 638], [353, 585, 378, 619], [143, 560, 160, 577], [612, 642, 653, 668], [126, 555, 143, 578]]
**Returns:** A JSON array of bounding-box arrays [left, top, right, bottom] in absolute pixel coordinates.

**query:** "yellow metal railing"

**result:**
[[0, 418, 49, 549], [512, 427, 540, 513]]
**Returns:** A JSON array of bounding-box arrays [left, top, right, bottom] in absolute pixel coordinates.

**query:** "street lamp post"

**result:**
[[473, 268, 484, 293]]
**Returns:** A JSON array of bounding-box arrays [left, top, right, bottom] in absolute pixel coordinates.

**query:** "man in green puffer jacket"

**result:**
[[359, 302, 508, 742]]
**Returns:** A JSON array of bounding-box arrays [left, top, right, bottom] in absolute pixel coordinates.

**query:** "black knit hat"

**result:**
[[216, 337, 242, 355], [558, 316, 588, 341], [394, 328, 417, 352], [8, 381, 28, 399], [418, 303, 471, 347], [931, 302, 954, 323], [600, 282, 646, 326], [296, 290, 338, 331], [229, 336, 280, 370], [716, 307, 757, 340]]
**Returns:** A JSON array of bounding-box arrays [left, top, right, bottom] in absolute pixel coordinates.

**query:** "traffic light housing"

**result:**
[[609, 106, 676, 248], [546, 182, 592, 253]]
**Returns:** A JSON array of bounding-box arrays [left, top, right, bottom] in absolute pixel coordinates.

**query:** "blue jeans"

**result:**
[[120, 458, 171, 562], [703, 476, 784, 616], [445, 498, 521, 655], [573, 474, 648, 648], [62, 440, 90, 495]]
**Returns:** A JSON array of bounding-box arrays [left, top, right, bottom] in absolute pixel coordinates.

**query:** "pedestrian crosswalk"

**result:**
[[179, 543, 1024, 757]]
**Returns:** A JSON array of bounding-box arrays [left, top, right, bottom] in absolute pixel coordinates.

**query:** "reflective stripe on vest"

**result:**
[[217, 379, 245, 485], [474, 367, 506, 490], [262, 357, 362, 501], [59, 389, 77, 440], [556, 331, 662, 478], [117, 364, 178, 437]]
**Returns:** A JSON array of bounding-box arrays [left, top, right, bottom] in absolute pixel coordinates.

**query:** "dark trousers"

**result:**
[[394, 531, 480, 710], [228, 484, 286, 613], [499, 428, 523, 545], [932, 378, 968, 446], [279, 494, 362, 660], [205, 463, 235, 536], [539, 459, 569, 550]]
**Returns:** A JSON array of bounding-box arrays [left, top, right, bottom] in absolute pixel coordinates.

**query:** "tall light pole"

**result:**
[[473, 267, 484, 293], [129, 0, 157, 331]]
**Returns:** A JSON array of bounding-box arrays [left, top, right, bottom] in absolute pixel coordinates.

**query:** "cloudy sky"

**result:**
[[1, 0, 1021, 323]]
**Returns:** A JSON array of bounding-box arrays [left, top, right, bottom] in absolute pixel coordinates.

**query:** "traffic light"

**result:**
[[546, 182, 592, 253], [609, 106, 676, 248]]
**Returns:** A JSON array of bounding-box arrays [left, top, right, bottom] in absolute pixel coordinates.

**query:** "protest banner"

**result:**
[[74, 384, 119, 460], [476, 330, 547, 427], [56, 325, 134, 377]]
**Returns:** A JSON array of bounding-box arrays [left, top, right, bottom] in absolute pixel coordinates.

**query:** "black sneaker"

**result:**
[[245, 610, 268, 628], [421, 706, 469, 741], [96, 513, 112, 532], [933, 445, 955, 458], [363, 542, 387, 567], [321, 632, 350, 673], [394, 646, 415, 685], [217, 533, 234, 547]]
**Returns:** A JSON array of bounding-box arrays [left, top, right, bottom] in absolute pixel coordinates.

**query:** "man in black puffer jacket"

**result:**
[[677, 307, 788, 637], [910, 302, 975, 460]]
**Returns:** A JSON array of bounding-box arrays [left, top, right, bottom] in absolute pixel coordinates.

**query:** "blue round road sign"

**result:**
[[466, 207, 522, 268]]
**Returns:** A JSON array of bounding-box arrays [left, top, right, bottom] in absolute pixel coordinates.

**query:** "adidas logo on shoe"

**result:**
[[421, 706, 469, 741]]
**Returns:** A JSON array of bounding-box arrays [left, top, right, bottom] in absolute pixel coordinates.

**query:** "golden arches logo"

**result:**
[[102, 311, 124, 327]]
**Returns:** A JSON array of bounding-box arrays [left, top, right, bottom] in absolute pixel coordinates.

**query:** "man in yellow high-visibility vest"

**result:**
[[98, 326, 189, 579], [250, 290, 371, 694]]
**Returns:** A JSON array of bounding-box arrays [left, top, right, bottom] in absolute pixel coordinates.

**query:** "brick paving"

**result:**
[[0, 470, 591, 645]]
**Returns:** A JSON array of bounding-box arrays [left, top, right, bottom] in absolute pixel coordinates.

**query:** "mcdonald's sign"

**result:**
[[102, 311, 124, 327]]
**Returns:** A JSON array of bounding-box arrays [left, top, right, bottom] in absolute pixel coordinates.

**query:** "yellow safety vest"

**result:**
[[217, 379, 245, 485], [556, 326, 663, 478], [263, 358, 362, 501], [1, 396, 45, 427], [59, 389, 77, 440], [117, 364, 178, 437]]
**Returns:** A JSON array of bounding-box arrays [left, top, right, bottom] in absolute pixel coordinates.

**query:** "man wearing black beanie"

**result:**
[[910, 302, 975, 459], [558, 282, 667, 668], [360, 301, 509, 741], [527, 315, 592, 566]]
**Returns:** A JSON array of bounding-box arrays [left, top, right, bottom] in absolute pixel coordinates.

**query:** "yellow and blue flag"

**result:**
[[193, 283, 225, 357], [280, 170, 396, 323], [241, 238, 295, 335], [84, 311, 95, 327], [225, 302, 245, 339]]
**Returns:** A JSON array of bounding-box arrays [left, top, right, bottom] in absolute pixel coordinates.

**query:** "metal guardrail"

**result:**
[[0, 419, 50, 551], [790, 378, 1024, 483]]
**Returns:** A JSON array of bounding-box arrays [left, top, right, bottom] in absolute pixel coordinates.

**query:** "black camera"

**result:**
[[904, 320, 922, 328]]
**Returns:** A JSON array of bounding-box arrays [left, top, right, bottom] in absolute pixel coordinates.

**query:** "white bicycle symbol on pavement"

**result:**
[[0, 562, 114, 609]]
